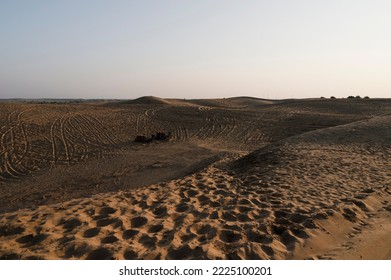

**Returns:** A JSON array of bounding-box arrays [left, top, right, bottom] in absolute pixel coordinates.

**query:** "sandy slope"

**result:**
[[0, 98, 391, 259]]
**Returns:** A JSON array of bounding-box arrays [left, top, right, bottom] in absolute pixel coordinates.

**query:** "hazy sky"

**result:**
[[1, 0, 390, 99]]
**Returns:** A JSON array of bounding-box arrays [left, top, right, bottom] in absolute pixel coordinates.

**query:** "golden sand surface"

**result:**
[[1, 97, 390, 259]]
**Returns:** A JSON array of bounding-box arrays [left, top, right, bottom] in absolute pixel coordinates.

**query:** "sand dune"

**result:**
[[123, 96, 171, 105], [0, 97, 391, 259]]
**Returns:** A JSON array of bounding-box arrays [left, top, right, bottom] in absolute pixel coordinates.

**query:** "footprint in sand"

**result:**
[[62, 218, 82, 232], [148, 224, 163, 233], [101, 235, 119, 244], [122, 229, 139, 239], [180, 233, 197, 242], [131, 216, 148, 228], [0, 253, 21, 260], [153, 206, 168, 218], [86, 247, 113, 260], [63, 243, 90, 258], [197, 194, 209, 203], [342, 208, 357, 222], [157, 230, 175, 247], [219, 229, 241, 243], [98, 206, 117, 215], [209, 200, 221, 208], [261, 245, 275, 257], [190, 210, 209, 219], [186, 189, 198, 197], [0, 225, 25, 237], [96, 218, 118, 227], [291, 227, 310, 239], [246, 229, 273, 243], [175, 203, 189, 213], [83, 227, 100, 238], [123, 249, 138, 260], [221, 211, 237, 222], [236, 205, 252, 213], [280, 231, 298, 251], [209, 212, 219, 219], [237, 213, 252, 222], [190, 223, 212, 235], [16, 233, 48, 247], [167, 244, 205, 260], [138, 234, 157, 249]]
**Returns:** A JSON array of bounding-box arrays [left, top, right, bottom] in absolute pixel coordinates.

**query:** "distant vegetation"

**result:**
[[347, 95, 369, 99], [323, 95, 370, 100]]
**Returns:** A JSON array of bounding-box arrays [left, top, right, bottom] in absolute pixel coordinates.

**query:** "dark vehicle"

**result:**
[[134, 135, 153, 143], [134, 132, 171, 143], [155, 132, 171, 141]]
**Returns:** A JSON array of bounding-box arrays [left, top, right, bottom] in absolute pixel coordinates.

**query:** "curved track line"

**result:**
[[60, 116, 70, 164], [50, 117, 61, 166], [84, 115, 119, 147], [87, 115, 123, 145], [70, 115, 103, 158]]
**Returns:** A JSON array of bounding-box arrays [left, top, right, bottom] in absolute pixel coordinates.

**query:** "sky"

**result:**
[[1, 0, 391, 99]]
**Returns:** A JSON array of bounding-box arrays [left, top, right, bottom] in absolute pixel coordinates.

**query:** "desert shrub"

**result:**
[[330, 96, 336, 99], [347, 96, 355, 99]]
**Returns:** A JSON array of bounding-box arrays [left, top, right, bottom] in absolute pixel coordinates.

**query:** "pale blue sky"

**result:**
[[1, 0, 390, 99]]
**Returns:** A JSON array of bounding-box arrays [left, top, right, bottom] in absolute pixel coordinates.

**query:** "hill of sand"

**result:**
[[123, 96, 171, 105], [0, 97, 390, 259]]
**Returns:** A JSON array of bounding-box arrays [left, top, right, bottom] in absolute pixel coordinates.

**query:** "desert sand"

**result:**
[[0, 96, 390, 259]]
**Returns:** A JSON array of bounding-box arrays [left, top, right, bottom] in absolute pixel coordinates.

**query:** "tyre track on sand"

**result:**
[[76, 114, 108, 146], [63, 121, 75, 161], [13, 110, 30, 162], [63, 117, 88, 163], [84, 115, 122, 148], [64, 123, 87, 162], [137, 107, 161, 136], [213, 115, 224, 139], [67, 116, 92, 161], [50, 115, 74, 165], [50, 116, 61, 167], [135, 109, 149, 135], [60, 116, 70, 164], [127, 113, 139, 136], [77, 114, 119, 152], [12, 110, 31, 173], [136, 113, 142, 134], [194, 113, 216, 140], [150, 107, 188, 141], [1, 111, 18, 154], [70, 113, 122, 158], [213, 113, 237, 140], [135, 107, 168, 138], [0, 110, 31, 180], [143, 108, 158, 136], [16, 121, 29, 166], [225, 115, 237, 138], [88, 115, 123, 145], [70, 114, 103, 158], [0, 129, 12, 179], [148, 108, 171, 139]]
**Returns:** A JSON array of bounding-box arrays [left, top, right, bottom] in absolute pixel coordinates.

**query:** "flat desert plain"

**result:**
[[0, 96, 390, 260]]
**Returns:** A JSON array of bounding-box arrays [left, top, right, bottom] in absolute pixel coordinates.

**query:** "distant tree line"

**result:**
[[321, 95, 370, 99]]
